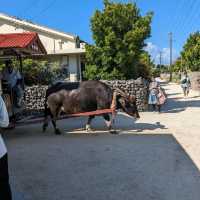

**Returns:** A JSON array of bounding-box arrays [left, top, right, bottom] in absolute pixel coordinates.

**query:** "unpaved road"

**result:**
[[136, 83, 200, 169], [3, 82, 200, 200]]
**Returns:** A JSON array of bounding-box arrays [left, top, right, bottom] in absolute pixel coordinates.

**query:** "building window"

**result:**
[[61, 55, 69, 67], [59, 41, 64, 50]]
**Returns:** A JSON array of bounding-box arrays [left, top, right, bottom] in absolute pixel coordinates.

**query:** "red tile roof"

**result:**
[[0, 32, 37, 48]]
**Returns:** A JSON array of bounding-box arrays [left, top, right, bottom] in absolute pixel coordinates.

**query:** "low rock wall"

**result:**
[[24, 85, 48, 111], [102, 78, 148, 111], [188, 72, 200, 91], [24, 78, 149, 112]]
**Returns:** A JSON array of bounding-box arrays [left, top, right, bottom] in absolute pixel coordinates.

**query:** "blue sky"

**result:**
[[0, 0, 199, 64]]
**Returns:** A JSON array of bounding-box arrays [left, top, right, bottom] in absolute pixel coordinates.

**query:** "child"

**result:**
[[148, 79, 160, 112], [148, 79, 166, 113]]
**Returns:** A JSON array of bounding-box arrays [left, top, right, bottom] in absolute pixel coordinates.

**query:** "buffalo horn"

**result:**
[[114, 88, 127, 98]]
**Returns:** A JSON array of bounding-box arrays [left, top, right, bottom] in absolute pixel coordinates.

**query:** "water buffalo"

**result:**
[[43, 80, 140, 134], [43, 81, 80, 119]]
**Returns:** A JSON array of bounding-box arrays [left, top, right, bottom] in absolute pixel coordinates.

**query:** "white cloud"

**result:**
[[144, 42, 159, 56], [144, 42, 179, 65]]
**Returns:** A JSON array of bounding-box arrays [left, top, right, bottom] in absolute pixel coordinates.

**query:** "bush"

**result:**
[[172, 73, 181, 83], [0, 58, 67, 86], [151, 68, 161, 78]]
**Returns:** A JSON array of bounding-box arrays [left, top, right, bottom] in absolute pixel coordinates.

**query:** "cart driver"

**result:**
[[2, 60, 24, 108]]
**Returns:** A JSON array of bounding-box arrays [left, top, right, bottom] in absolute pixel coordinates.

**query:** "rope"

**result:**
[[15, 108, 116, 127]]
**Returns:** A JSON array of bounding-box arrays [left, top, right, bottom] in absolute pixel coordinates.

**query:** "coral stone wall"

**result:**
[[102, 78, 149, 111], [24, 85, 48, 111], [188, 72, 200, 91], [24, 78, 149, 112]]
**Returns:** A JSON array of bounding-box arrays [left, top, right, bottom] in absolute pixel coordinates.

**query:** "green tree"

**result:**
[[137, 51, 154, 79], [180, 31, 200, 71], [84, 0, 153, 80], [172, 58, 182, 72]]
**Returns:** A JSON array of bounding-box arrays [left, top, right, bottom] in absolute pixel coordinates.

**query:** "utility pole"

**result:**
[[169, 32, 173, 81], [159, 51, 162, 67], [181, 56, 183, 72]]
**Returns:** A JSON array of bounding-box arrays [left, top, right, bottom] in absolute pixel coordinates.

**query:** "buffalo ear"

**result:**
[[129, 95, 136, 102], [118, 97, 126, 107]]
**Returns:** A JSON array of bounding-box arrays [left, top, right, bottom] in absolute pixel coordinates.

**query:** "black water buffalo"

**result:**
[[43, 81, 80, 119], [43, 80, 140, 134]]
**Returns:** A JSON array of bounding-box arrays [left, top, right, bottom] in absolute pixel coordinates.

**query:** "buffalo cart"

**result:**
[[0, 32, 115, 128]]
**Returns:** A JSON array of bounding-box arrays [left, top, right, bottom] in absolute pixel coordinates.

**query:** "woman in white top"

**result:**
[[0, 95, 12, 200]]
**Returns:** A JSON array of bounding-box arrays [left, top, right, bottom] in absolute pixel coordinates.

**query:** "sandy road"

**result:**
[[135, 82, 200, 169], [4, 82, 200, 200]]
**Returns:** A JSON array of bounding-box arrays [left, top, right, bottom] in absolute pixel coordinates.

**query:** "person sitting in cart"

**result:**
[[2, 60, 24, 108]]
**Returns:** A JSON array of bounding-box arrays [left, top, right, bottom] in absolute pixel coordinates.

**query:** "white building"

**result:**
[[0, 13, 86, 81]]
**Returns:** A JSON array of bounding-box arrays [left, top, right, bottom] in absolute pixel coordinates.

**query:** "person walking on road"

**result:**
[[148, 78, 166, 113], [180, 71, 191, 97], [0, 96, 12, 200]]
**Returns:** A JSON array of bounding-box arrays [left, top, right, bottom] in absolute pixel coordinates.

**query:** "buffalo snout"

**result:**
[[131, 112, 140, 120], [126, 109, 140, 120], [135, 112, 140, 119]]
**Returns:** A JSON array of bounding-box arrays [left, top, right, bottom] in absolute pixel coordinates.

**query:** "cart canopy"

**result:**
[[0, 32, 46, 57]]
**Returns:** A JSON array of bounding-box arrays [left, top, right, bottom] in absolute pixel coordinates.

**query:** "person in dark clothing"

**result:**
[[0, 95, 12, 200]]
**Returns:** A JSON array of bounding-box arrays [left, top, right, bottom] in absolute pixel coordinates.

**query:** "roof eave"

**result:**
[[0, 13, 76, 42]]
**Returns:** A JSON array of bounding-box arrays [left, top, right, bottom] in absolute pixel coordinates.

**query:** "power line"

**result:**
[[174, 0, 194, 32], [170, 0, 200, 54], [30, 0, 58, 21], [11, 0, 41, 30], [18, 0, 41, 19], [170, 0, 189, 32], [9, 0, 38, 30], [173, 0, 200, 53], [179, 0, 200, 37], [168, 0, 187, 32], [177, 0, 199, 35]]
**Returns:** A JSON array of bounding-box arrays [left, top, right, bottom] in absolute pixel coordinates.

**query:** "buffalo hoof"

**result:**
[[86, 127, 93, 133], [55, 129, 62, 135], [109, 129, 118, 134], [86, 125, 93, 133], [42, 124, 47, 133]]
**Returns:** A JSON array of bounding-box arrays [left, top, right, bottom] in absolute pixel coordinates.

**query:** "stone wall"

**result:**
[[24, 85, 48, 111], [102, 78, 148, 111], [160, 73, 170, 81], [188, 72, 200, 91], [24, 78, 149, 112]]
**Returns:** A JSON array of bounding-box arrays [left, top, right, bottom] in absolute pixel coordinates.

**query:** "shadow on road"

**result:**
[[5, 114, 167, 136], [112, 115, 167, 132], [85, 114, 167, 133], [4, 132, 200, 200], [167, 92, 182, 96], [161, 96, 200, 113]]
